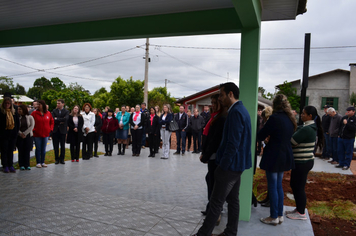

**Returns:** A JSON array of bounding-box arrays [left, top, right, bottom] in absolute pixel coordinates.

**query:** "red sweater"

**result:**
[[31, 110, 54, 138], [101, 117, 119, 133]]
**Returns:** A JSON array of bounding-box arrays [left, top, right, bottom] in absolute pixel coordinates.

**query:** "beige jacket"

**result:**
[[18, 115, 35, 137]]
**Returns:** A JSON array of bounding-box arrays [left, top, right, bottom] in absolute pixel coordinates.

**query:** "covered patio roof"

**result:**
[[0, 0, 306, 47]]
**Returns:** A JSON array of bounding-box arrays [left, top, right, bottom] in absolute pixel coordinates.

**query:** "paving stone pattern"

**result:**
[[0, 144, 313, 235]]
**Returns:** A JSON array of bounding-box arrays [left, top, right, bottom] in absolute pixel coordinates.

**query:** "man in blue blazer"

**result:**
[[193, 82, 252, 236]]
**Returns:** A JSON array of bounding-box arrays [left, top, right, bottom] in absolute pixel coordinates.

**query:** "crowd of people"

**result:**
[[0, 93, 214, 173]]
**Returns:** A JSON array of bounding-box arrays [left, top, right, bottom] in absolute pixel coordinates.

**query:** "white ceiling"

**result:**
[[0, 0, 301, 31]]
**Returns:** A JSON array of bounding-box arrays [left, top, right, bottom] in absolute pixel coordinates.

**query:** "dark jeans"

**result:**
[[141, 127, 146, 147], [132, 129, 143, 154], [186, 132, 192, 151], [330, 137, 339, 162], [16, 134, 32, 168], [148, 133, 157, 155], [266, 171, 284, 218], [290, 160, 314, 214], [205, 159, 218, 212], [34, 137, 49, 164], [82, 132, 95, 159], [103, 132, 115, 154], [176, 130, 186, 153], [322, 133, 331, 158], [1, 138, 16, 168], [52, 131, 66, 161], [155, 132, 160, 152], [197, 166, 242, 236], [192, 130, 202, 152], [338, 138, 355, 167], [93, 131, 100, 155]]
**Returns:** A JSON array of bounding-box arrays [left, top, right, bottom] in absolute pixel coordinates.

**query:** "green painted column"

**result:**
[[238, 26, 261, 221]]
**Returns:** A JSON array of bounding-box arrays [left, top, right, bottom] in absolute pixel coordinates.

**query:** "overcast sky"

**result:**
[[0, 0, 355, 99]]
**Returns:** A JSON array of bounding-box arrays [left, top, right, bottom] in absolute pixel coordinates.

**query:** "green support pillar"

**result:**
[[238, 26, 261, 221]]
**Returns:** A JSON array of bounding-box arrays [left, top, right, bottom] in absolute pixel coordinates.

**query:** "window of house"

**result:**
[[305, 96, 309, 106], [321, 97, 338, 110]]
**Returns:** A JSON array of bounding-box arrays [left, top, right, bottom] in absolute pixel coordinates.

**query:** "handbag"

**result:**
[[169, 115, 179, 131]]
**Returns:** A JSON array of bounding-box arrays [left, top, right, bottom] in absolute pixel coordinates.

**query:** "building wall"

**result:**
[[291, 71, 350, 115]]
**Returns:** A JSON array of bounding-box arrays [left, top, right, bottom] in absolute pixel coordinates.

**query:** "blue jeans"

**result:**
[[266, 171, 284, 218], [322, 133, 331, 158], [34, 137, 49, 164], [330, 137, 339, 162], [176, 130, 186, 153], [141, 127, 146, 147], [338, 138, 355, 167]]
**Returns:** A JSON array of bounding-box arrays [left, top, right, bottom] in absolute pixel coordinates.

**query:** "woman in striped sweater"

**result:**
[[287, 105, 324, 220]]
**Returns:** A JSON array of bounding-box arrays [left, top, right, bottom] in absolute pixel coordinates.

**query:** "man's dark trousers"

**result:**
[[330, 137, 339, 162], [176, 130, 186, 153], [197, 166, 242, 236], [52, 131, 66, 162], [192, 130, 202, 152]]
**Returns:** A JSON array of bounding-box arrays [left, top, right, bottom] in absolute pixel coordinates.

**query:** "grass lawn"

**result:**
[[14, 148, 104, 169]]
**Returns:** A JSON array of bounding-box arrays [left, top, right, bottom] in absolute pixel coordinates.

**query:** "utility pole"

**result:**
[[165, 79, 167, 90], [144, 38, 149, 106], [299, 33, 311, 125]]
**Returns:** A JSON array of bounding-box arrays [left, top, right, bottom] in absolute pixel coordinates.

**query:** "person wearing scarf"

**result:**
[[0, 97, 19, 173], [146, 107, 159, 157], [129, 105, 144, 156], [199, 94, 227, 220]]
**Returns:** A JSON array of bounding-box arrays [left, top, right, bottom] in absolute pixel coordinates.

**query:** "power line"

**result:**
[[0, 57, 42, 71], [152, 44, 356, 51]]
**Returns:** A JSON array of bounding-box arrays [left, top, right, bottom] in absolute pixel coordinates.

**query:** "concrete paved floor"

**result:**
[[0, 144, 314, 235]]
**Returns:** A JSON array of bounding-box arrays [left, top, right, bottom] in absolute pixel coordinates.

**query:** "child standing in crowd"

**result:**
[[101, 109, 119, 156], [17, 104, 35, 170]]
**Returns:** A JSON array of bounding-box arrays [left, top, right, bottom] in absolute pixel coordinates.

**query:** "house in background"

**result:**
[[175, 85, 273, 112], [276, 63, 356, 115]]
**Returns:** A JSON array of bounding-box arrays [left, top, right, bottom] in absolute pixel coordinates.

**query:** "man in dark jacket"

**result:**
[[327, 107, 343, 165], [190, 109, 205, 153], [336, 106, 356, 170], [51, 99, 69, 164], [200, 105, 211, 128], [173, 105, 189, 156], [321, 105, 331, 159], [140, 102, 149, 149], [193, 82, 251, 236]]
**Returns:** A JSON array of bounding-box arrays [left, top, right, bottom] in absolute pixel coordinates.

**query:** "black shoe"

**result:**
[[55, 160, 59, 165], [261, 200, 270, 207], [108, 152, 112, 156], [182, 152, 185, 156], [94, 153, 99, 157], [173, 152, 180, 155], [152, 154, 155, 158], [104, 153, 108, 156], [148, 154, 152, 157], [335, 165, 343, 168], [60, 161, 65, 164], [192, 151, 197, 154]]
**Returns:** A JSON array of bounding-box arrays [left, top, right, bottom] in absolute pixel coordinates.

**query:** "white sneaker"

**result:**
[[278, 216, 284, 224], [41, 163, 47, 167], [36, 164, 42, 168], [260, 217, 278, 226], [286, 211, 307, 220]]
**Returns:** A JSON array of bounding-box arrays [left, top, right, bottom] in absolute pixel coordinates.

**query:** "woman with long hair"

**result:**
[[129, 105, 144, 156], [0, 97, 19, 173], [16, 104, 35, 170], [67, 105, 84, 162], [146, 107, 159, 157], [258, 94, 297, 225], [81, 103, 95, 160], [286, 105, 324, 220], [200, 94, 227, 218], [31, 100, 54, 168], [93, 108, 102, 157], [158, 104, 173, 159], [116, 105, 130, 155], [101, 109, 119, 156]]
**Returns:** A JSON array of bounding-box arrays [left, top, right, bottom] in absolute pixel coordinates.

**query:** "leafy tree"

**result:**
[[68, 82, 87, 93], [148, 87, 176, 111], [93, 87, 108, 97], [277, 81, 300, 110], [350, 92, 356, 106], [42, 89, 93, 111], [50, 77, 66, 91], [258, 86, 273, 100], [14, 83, 26, 95], [93, 92, 111, 111], [27, 76, 53, 99], [109, 76, 144, 108], [0, 76, 15, 94], [27, 87, 43, 100]]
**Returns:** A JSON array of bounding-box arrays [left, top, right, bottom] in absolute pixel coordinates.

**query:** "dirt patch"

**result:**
[[254, 169, 356, 236]]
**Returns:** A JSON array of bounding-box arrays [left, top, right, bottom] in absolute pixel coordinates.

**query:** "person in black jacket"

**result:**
[[173, 105, 189, 156], [190, 109, 205, 153], [200, 105, 211, 129], [93, 108, 102, 157], [51, 99, 69, 164], [67, 105, 84, 162], [336, 106, 356, 170], [199, 94, 227, 217], [146, 107, 159, 157], [0, 97, 20, 173], [321, 105, 331, 159]]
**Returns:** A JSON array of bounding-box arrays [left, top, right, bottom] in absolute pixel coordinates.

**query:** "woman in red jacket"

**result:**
[[101, 109, 119, 156], [31, 100, 54, 168]]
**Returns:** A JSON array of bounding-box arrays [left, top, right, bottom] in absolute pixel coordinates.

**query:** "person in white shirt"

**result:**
[[81, 103, 95, 160]]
